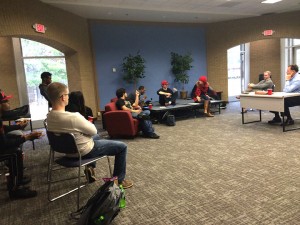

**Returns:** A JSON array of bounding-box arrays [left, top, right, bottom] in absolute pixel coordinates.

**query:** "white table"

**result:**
[[240, 92, 300, 132]]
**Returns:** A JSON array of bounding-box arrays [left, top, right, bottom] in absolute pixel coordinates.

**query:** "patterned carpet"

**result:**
[[0, 102, 299, 225]]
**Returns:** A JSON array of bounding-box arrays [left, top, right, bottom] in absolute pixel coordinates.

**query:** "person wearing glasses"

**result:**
[[268, 64, 300, 125], [46, 82, 133, 188]]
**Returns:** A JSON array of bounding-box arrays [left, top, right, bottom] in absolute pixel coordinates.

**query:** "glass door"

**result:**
[[13, 38, 68, 128]]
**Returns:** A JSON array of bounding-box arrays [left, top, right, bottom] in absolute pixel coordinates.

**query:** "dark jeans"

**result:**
[[273, 96, 300, 119], [1, 148, 24, 191], [82, 135, 127, 183], [159, 91, 178, 106]]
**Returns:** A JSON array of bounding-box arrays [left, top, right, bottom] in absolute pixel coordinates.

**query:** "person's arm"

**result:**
[[72, 113, 97, 136], [39, 84, 51, 102], [131, 90, 140, 108], [283, 78, 300, 93], [158, 88, 172, 97], [252, 80, 272, 90]]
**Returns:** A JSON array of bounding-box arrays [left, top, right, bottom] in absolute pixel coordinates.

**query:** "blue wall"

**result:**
[[90, 22, 207, 109]]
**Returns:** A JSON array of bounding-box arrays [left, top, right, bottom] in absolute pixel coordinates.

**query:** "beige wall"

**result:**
[[206, 11, 300, 100], [250, 39, 281, 91], [0, 0, 99, 113]]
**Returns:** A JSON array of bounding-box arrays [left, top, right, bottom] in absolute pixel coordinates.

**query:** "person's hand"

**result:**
[[24, 131, 43, 141], [173, 88, 177, 92], [196, 96, 201, 102], [135, 90, 140, 96], [166, 93, 172, 97], [286, 74, 292, 81], [16, 120, 28, 130], [143, 95, 147, 100]]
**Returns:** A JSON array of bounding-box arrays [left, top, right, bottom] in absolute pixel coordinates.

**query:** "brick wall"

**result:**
[[0, 0, 99, 113], [206, 11, 300, 100]]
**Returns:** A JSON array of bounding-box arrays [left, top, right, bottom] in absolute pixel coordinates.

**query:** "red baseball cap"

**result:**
[[161, 80, 169, 85], [0, 90, 12, 103], [199, 76, 207, 83]]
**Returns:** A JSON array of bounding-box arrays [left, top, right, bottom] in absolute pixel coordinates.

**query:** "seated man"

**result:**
[[128, 86, 148, 108], [268, 65, 300, 125], [245, 71, 273, 92], [157, 80, 178, 106], [0, 90, 29, 120], [46, 82, 133, 188], [0, 119, 42, 199], [191, 76, 214, 117], [116, 88, 159, 139]]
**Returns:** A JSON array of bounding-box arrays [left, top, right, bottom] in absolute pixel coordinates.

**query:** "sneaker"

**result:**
[[268, 117, 282, 124], [204, 112, 214, 117], [280, 118, 294, 126], [120, 180, 133, 189], [84, 166, 96, 183], [146, 133, 160, 139], [9, 187, 37, 199]]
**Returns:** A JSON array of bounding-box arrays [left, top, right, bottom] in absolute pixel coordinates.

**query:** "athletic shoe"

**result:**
[[146, 133, 160, 139], [268, 117, 282, 124], [120, 180, 133, 189], [84, 166, 96, 183], [9, 187, 37, 199]]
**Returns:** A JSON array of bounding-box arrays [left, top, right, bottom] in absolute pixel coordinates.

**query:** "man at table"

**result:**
[[268, 64, 300, 125]]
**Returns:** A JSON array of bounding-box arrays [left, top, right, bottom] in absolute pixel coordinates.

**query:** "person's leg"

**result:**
[[83, 140, 127, 183], [268, 111, 281, 124]]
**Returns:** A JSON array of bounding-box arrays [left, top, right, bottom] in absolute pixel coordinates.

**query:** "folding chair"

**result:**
[[46, 131, 112, 210]]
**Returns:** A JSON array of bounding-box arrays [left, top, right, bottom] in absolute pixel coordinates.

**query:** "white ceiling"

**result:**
[[40, 0, 300, 23]]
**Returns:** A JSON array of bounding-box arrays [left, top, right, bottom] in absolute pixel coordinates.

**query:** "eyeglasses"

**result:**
[[60, 93, 69, 98]]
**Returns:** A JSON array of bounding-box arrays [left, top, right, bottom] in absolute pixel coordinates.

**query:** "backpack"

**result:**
[[72, 178, 125, 225], [166, 114, 176, 126]]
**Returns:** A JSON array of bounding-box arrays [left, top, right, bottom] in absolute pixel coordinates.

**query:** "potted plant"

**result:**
[[122, 51, 146, 90], [170, 52, 193, 99]]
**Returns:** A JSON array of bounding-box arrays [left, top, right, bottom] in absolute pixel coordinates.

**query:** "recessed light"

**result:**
[[261, 0, 282, 4]]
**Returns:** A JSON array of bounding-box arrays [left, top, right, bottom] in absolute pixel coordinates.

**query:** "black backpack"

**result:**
[[166, 114, 176, 126], [72, 179, 125, 225]]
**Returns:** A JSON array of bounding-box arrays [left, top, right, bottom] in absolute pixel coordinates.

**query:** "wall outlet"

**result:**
[[97, 111, 101, 117]]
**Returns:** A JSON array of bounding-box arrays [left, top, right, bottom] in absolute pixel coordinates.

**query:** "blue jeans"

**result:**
[[82, 135, 127, 183]]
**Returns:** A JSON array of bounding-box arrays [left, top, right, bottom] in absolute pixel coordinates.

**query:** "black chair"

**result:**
[[46, 131, 112, 210]]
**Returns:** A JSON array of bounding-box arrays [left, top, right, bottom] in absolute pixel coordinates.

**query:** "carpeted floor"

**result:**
[[0, 102, 299, 225]]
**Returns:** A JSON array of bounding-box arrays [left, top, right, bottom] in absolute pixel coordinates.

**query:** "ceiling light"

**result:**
[[261, 0, 282, 3]]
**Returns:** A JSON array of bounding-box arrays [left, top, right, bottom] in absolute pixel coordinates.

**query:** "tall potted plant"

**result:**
[[122, 52, 146, 90], [170, 52, 193, 99]]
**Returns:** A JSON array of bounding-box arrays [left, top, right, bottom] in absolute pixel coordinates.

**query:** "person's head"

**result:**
[[161, 80, 169, 89], [41, 72, 52, 85], [47, 82, 69, 107], [0, 89, 12, 112], [263, 71, 271, 79], [287, 64, 299, 76], [138, 86, 146, 95], [68, 91, 86, 115], [198, 76, 207, 85], [116, 88, 127, 99]]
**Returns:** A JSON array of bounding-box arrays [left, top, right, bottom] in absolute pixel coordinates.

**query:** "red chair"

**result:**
[[103, 102, 139, 138]]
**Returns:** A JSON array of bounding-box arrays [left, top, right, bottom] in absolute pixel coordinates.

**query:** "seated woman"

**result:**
[[191, 76, 214, 117], [65, 91, 93, 120]]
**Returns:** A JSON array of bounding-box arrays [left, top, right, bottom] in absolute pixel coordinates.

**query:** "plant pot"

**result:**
[[180, 90, 188, 99]]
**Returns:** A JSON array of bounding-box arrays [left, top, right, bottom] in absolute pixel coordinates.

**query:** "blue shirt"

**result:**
[[283, 73, 300, 93]]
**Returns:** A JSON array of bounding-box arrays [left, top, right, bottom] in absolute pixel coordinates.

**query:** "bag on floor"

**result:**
[[166, 114, 176, 126], [72, 178, 125, 225]]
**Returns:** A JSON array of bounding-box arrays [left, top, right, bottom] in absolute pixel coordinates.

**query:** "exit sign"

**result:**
[[262, 30, 274, 36], [32, 23, 46, 33]]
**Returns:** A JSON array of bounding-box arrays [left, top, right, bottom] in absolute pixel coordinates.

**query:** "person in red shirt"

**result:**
[[191, 76, 214, 117]]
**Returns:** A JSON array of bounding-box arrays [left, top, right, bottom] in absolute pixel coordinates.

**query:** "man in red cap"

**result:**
[[0, 90, 29, 120], [157, 80, 178, 106], [191, 76, 214, 117]]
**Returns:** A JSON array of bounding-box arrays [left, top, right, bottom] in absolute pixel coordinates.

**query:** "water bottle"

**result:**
[[119, 185, 126, 208]]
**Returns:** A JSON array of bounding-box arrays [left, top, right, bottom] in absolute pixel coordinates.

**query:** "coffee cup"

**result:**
[[267, 89, 272, 95], [88, 116, 94, 123]]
